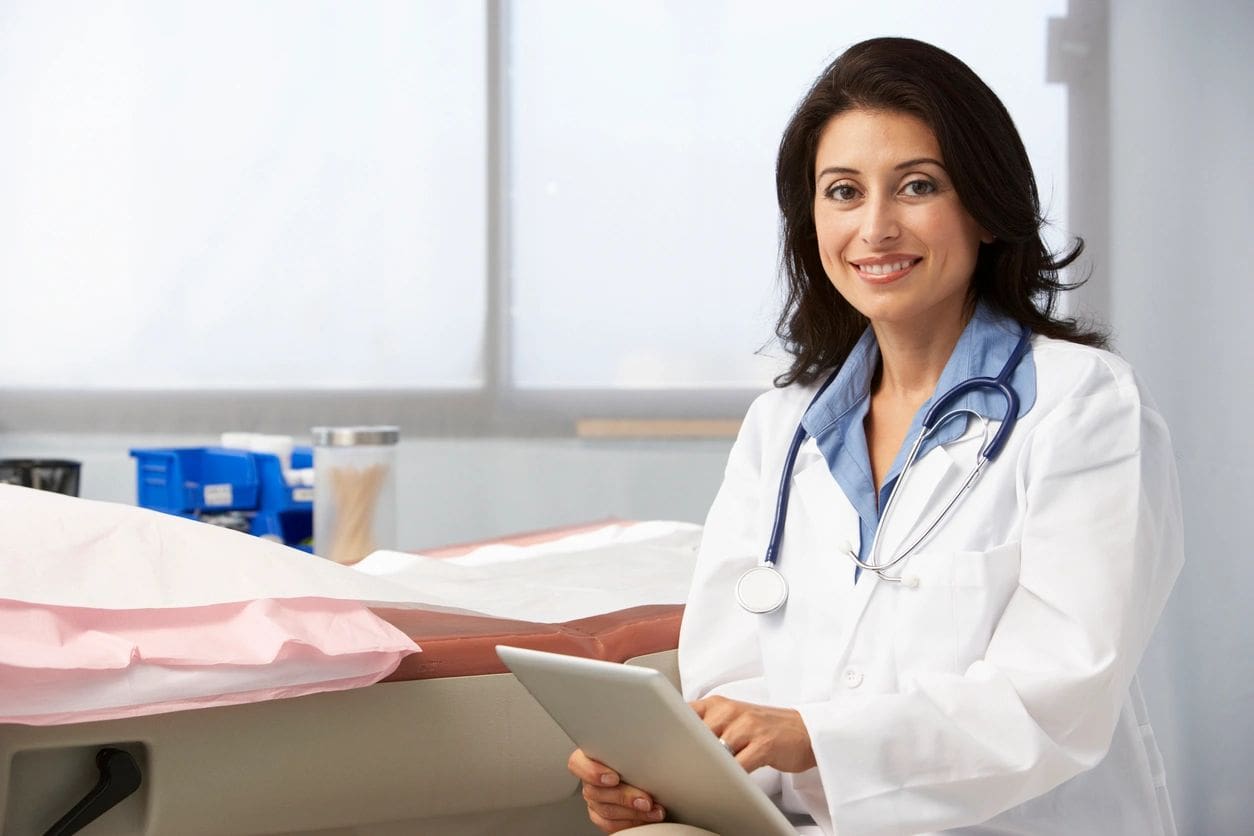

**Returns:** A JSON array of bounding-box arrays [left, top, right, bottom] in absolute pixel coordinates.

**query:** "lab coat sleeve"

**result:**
[[795, 361, 1184, 835], [679, 391, 773, 703], [679, 391, 787, 797]]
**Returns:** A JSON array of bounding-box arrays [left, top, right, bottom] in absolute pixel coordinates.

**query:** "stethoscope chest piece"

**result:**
[[736, 565, 788, 614]]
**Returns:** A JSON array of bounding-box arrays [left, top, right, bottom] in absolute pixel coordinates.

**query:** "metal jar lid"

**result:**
[[311, 425, 400, 447]]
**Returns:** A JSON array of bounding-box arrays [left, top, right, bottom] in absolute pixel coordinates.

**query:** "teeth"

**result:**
[[858, 259, 915, 276]]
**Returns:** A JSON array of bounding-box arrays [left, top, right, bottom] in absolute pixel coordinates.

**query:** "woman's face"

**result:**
[[812, 108, 990, 335]]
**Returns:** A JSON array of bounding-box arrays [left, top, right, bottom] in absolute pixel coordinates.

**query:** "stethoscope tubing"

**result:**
[[746, 327, 1032, 606]]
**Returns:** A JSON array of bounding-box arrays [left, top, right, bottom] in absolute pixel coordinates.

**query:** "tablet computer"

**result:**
[[496, 645, 797, 836]]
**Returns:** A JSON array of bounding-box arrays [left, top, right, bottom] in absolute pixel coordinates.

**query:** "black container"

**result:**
[[0, 459, 81, 496]]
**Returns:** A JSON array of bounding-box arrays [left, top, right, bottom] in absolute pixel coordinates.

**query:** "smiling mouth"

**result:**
[[851, 258, 922, 282]]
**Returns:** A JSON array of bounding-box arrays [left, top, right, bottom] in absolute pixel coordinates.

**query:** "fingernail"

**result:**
[[633, 798, 650, 811], [649, 806, 665, 821], [599, 772, 617, 786]]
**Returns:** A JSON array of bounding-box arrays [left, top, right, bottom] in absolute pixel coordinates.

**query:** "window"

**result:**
[[508, 0, 1071, 391], [0, 0, 486, 390], [0, 1, 1072, 433]]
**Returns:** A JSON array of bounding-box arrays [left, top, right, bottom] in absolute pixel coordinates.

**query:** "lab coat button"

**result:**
[[843, 668, 864, 688]]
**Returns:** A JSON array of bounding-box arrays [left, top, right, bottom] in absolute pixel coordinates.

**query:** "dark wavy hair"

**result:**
[[774, 37, 1105, 387]]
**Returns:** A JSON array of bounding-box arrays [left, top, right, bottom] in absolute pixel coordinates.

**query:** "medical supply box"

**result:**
[[129, 446, 314, 551]]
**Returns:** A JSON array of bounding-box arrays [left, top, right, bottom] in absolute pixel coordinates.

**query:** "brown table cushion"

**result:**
[[372, 519, 686, 681], [374, 604, 684, 682]]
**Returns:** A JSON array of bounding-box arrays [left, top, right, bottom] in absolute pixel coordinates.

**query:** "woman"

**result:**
[[570, 37, 1182, 835]]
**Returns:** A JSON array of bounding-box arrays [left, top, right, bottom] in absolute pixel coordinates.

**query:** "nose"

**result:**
[[859, 193, 900, 246]]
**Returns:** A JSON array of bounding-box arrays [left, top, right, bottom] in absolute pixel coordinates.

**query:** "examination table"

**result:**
[[0, 527, 685, 836]]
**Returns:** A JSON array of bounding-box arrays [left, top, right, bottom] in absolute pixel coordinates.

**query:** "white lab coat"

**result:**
[[678, 336, 1183, 836]]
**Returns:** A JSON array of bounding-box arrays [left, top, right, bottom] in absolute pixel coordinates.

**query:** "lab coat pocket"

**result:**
[[891, 541, 1021, 685]]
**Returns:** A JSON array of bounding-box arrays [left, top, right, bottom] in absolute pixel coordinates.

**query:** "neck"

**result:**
[[871, 306, 971, 401]]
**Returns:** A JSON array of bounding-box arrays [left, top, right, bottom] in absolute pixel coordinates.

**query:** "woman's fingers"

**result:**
[[583, 789, 666, 821], [690, 695, 736, 735], [730, 735, 771, 774], [689, 697, 817, 774], [569, 748, 665, 833], [568, 748, 620, 787], [582, 783, 666, 832], [708, 716, 757, 771], [582, 781, 658, 814]]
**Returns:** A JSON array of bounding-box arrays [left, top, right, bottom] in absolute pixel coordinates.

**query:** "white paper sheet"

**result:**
[[353, 521, 703, 622], [0, 485, 469, 612]]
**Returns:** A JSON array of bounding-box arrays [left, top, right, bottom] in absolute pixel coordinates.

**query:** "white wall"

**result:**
[[0, 433, 732, 550], [1108, 1, 1254, 833]]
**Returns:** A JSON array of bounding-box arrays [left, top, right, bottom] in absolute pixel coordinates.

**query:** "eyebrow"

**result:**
[[815, 157, 947, 182]]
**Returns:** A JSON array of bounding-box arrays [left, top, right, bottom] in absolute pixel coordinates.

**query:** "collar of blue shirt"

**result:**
[[798, 302, 1037, 551], [802, 302, 1036, 440]]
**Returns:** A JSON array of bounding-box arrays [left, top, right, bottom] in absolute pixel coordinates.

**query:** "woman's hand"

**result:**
[[567, 748, 667, 833], [691, 695, 817, 774]]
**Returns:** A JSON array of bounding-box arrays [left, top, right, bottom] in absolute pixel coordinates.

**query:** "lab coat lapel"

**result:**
[[789, 443, 886, 684], [790, 440, 860, 556], [879, 422, 987, 563], [787, 424, 987, 675], [784, 441, 864, 697]]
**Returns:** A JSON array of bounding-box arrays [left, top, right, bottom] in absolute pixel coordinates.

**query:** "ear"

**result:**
[[980, 228, 996, 245]]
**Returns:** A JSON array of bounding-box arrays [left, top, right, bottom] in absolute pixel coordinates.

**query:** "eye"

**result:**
[[902, 179, 938, 197], [824, 183, 860, 202]]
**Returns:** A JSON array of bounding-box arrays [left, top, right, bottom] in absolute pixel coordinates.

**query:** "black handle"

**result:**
[[42, 747, 143, 836]]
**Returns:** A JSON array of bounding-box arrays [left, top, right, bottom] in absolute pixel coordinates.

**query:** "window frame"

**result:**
[[0, 1, 1101, 440]]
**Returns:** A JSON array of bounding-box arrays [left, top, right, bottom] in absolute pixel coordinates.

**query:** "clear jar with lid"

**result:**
[[311, 426, 398, 564]]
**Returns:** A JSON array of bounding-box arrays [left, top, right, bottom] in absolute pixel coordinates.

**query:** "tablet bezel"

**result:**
[[496, 644, 797, 836]]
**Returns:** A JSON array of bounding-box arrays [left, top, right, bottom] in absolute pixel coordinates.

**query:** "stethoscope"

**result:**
[[735, 328, 1032, 614]]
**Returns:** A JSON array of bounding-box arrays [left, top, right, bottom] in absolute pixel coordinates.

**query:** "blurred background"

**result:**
[[0, 1, 1249, 832]]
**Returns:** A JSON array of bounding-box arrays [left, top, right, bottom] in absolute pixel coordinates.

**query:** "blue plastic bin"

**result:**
[[131, 446, 314, 552], [130, 448, 260, 514]]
